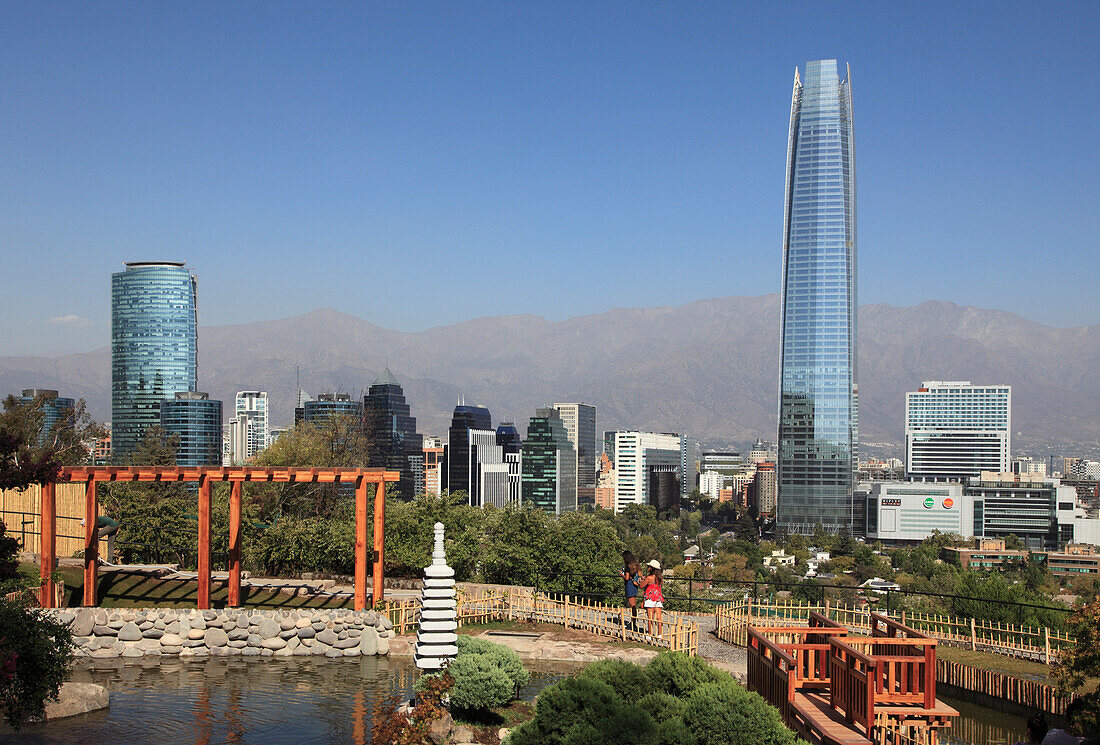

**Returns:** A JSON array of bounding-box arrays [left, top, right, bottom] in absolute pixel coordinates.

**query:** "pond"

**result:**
[[12, 657, 581, 745], [8, 660, 1034, 745]]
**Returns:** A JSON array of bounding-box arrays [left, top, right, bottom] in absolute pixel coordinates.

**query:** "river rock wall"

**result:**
[[46, 608, 396, 659]]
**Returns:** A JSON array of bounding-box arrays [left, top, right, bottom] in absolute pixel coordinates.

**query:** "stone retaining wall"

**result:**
[[47, 608, 397, 660]]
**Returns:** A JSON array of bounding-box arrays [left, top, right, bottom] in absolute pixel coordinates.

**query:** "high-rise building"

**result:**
[[423, 443, 445, 495], [612, 431, 682, 514], [553, 403, 596, 506], [235, 392, 269, 459], [364, 368, 423, 499], [159, 392, 222, 466], [444, 404, 492, 498], [302, 393, 362, 425], [111, 261, 198, 462], [754, 462, 778, 515], [905, 381, 1011, 481], [15, 389, 75, 446], [681, 437, 701, 499], [496, 423, 523, 508], [648, 464, 681, 517], [595, 452, 616, 511], [521, 408, 577, 514], [777, 60, 859, 535]]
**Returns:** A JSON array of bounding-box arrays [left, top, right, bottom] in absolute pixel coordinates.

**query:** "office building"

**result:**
[[235, 392, 269, 459], [496, 423, 523, 508], [612, 431, 682, 514], [15, 389, 75, 445], [521, 408, 577, 514], [905, 381, 1011, 481], [111, 262, 197, 462], [444, 407, 492, 499], [364, 368, 423, 499], [595, 453, 616, 511], [93, 426, 111, 466], [423, 443, 445, 495], [777, 60, 859, 535], [681, 437, 701, 499], [302, 393, 362, 425], [159, 392, 222, 466], [554, 403, 596, 506], [864, 482, 969, 543], [648, 464, 680, 517], [755, 462, 778, 515]]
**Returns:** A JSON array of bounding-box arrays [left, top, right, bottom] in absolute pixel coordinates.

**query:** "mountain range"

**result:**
[[2, 295, 1099, 457]]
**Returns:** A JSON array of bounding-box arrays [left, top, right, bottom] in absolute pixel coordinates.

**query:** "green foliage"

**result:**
[[645, 651, 726, 697], [578, 658, 651, 701], [528, 677, 622, 743], [0, 598, 75, 729], [684, 679, 806, 745], [563, 707, 657, 745], [0, 521, 20, 592], [447, 636, 530, 711], [0, 394, 102, 490], [637, 691, 687, 722]]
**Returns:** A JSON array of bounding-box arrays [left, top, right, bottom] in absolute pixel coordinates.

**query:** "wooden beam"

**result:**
[[354, 476, 368, 611], [373, 479, 386, 605], [39, 481, 56, 608], [197, 474, 212, 609], [228, 480, 242, 607], [84, 479, 98, 607]]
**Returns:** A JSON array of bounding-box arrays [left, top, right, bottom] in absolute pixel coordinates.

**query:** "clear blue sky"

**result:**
[[1, 1, 1097, 355]]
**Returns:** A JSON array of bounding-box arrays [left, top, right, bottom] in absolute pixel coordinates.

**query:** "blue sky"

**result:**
[[1, 1, 1097, 355]]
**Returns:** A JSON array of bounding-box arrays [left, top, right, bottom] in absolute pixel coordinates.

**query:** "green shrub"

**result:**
[[684, 680, 805, 745], [531, 677, 622, 743], [562, 707, 658, 745], [447, 635, 530, 711], [637, 690, 687, 722], [579, 658, 650, 701], [654, 716, 696, 745], [0, 598, 75, 729], [645, 651, 727, 697], [503, 721, 542, 745]]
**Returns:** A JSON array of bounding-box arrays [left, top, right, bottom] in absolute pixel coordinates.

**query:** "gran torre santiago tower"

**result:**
[[777, 60, 859, 536]]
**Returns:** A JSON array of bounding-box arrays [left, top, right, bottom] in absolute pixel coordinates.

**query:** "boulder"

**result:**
[[377, 635, 390, 656], [188, 629, 206, 640], [228, 641, 247, 649], [143, 629, 164, 640], [241, 647, 262, 657], [71, 611, 95, 637], [43, 683, 109, 721], [261, 637, 286, 650], [297, 627, 316, 639], [359, 627, 379, 656], [316, 629, 338, 646], [334, 637, 358, 650], [280, 616, 297, 631], [204, 628, 230, 648], [92, 625, 116, 636], [247, 634, 263, 647], [117, 623, 143, 642], [161, 646, 183, 655], [256, 619, 281, 639], [342, 647, 360, 657], [228, 629, 249, 641], [159, 633, 185, 646], [121, 647, 143, 658]]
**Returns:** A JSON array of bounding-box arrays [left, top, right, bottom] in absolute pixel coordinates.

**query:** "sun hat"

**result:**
[[647, 559, 661, 570]]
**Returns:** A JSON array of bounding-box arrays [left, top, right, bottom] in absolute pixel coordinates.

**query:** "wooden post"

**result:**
[[228, 480, 242, 607], [354, 476, 368, 611], [372, 479, 386, 605], [970, 617, 977, 651], [1044, 628, 1051, 664], [39, 481, 57, 608], [83, 479, 98, 606], [197, 474, 212, 610]]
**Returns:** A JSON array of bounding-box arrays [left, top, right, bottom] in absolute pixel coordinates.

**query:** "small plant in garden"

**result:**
[[0, 597, 75, 729], [370, 670, 454, 745], [446, 635, 530, 712]]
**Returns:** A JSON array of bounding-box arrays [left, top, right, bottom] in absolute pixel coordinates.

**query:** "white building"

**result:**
[[865, 482, 970, 542], [699, 471, 725, 501], [235, 391, 269, 460], [905, 381, 1010, 481], [612, 431, 682, 514], [468, 429, 513, 509]]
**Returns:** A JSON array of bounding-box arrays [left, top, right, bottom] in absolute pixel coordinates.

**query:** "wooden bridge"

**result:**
[[748, 612, 957, 745]]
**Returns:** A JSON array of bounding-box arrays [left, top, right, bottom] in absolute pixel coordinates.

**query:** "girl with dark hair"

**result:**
[[639, 559, 665, 639], [620, 551, 642, 631]]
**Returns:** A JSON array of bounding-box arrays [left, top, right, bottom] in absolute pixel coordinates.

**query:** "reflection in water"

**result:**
[[10, 657, 575, 745], [939, 695, 1029, 745]]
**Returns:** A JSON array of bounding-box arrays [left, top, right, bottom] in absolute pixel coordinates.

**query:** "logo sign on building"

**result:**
[[942, 497, 954, 509], [881, 498, 902, 506], [923, 497, 935, 509]]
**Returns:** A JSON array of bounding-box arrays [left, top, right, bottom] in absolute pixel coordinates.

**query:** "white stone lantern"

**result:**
[[414, 522, 458, 670]]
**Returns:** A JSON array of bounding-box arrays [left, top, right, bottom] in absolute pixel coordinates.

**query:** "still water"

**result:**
[[8, 659, 1028, 745]]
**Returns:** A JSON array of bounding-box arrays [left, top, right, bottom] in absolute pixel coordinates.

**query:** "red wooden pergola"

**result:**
[[38, 466, 399, 611]]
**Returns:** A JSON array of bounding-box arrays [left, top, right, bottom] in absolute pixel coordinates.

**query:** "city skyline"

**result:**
[[2, 3, 1098, 357]]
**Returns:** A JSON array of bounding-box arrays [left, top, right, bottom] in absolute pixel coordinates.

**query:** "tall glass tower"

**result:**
[[111, 262, 198, 462], [777, 60, 858, 535]]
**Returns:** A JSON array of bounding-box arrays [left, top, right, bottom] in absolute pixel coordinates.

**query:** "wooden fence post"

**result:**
[[1044, 628, 1051, 665], [970, 617, 976, 651]]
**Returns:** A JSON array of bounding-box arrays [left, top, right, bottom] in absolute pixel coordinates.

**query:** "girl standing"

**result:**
[[640, 559, 665, 639], [620, 551, 642, 632]]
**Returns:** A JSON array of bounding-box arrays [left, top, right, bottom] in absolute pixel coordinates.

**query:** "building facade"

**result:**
[[423, 444, 445, 495], [159, 392, 222, 466], [496, 423, 523, 508], [444, 405, 492, 498], [553, 403, 596, 507], [301, 393, 363, 426], [364, 368, 423, 499], [235, 391, 269, 458], [754, 462, 778, 515], [111, 262, 198, 462], [777, 60, 859, 535], [15, 389, 75, 446], [613, 431, 682, 514], [905, 381, 1011, 481], [521, 408, 577, 514]]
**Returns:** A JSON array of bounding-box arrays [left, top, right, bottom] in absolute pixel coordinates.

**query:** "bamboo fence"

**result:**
[[714, 598, 1073, 663], [381, 587, 699, 655], [1, 484, 111, 558]]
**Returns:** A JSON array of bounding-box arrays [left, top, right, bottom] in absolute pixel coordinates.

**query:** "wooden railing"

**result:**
[[829, 636, 879, 734], [715, 598, 1072, 663], [382, 587, 699, 656], [747, 626, 797, 723]]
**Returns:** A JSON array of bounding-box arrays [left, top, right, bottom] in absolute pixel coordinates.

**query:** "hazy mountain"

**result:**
[[2, 295, 1098, 457]]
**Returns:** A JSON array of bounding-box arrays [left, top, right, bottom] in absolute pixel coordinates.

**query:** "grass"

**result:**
[[456, 619, 664, 651], [937, 645, 1099, 693], [23, 562, 355, 609]]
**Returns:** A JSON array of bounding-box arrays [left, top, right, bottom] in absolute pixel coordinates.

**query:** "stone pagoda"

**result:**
[[414, 522, 458, 670]]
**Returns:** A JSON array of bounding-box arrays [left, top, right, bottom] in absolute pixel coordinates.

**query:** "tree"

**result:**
[[734, 513, 757, 542], [0, 394, 103, 490], [1052, 595, 1100, 735], [0, 598, 75, 729]]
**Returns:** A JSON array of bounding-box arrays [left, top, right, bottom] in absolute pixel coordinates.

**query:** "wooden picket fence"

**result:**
[[714, 598, 1072, 663], [382, 586, 699, 656]]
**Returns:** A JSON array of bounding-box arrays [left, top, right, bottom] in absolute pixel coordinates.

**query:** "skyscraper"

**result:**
[[364, 368, 423, 498], [235, 391, 269, 458], [777, 59, 859, 535], [553, 403, 596, 506], [905, 381, 1011, 481], [160, 392, 223, 466], [612, 431, 682, 514], [15, 389, 75, 446], [111, 262, 198, 462], [444, 404, 492, 499], [522, 408, 577, 514]]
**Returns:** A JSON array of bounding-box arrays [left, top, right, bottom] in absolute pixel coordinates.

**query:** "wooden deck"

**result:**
[[748, 612, 958, 745]]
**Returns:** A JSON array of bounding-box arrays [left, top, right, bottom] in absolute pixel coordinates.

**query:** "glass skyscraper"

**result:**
[[777, 60, 859, 535], [160, 392, 222, 466], [111, 262, 198, 463], [364, 368, 423, 499]]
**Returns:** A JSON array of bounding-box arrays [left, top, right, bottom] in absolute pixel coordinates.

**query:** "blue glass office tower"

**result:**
[[777, 60, 858, 535], [16, 389, 76, 446], [111, 262, 198, 463], [160, 392, 222, 466]]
